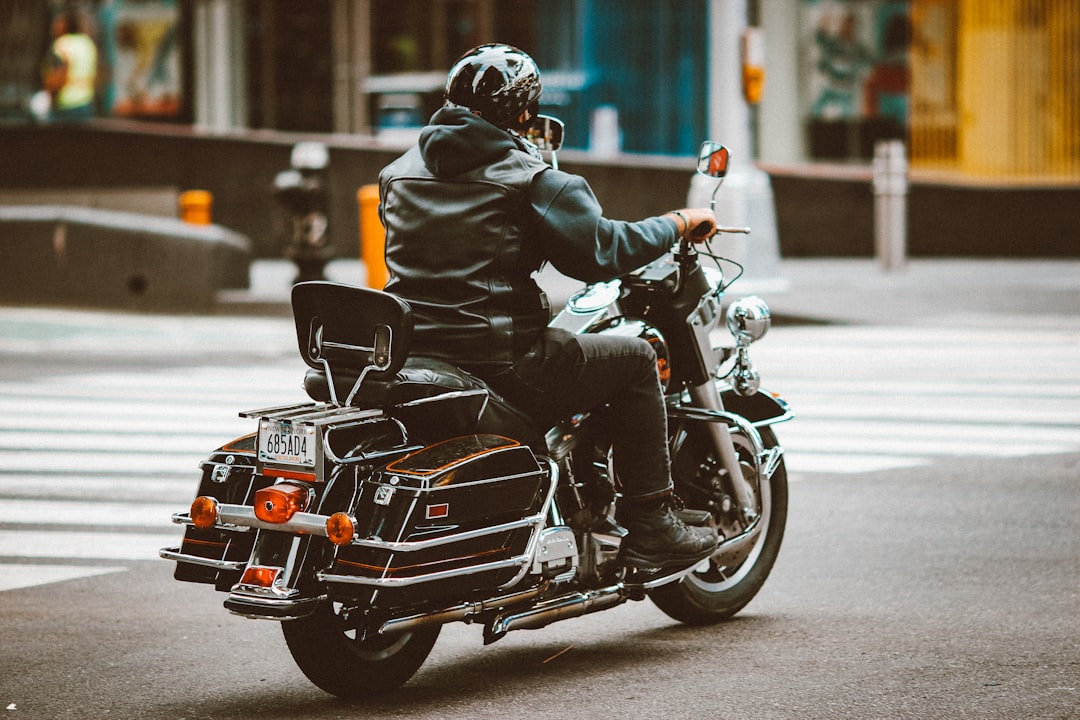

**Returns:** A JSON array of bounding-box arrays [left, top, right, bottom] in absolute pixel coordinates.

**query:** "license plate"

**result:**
[[258, 419, 317, 467]]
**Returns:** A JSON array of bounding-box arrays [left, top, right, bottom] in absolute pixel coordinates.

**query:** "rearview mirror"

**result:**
[[697, 142, 730, 178], [524, 115, 565, 152]]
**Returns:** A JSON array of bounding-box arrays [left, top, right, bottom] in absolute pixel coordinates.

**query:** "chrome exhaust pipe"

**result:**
[[483, 585, 627, 644], [378, 585, 548, 636]]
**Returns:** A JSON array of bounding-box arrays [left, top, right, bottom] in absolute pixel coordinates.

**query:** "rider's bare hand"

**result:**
[[666, 208, 717, 242]]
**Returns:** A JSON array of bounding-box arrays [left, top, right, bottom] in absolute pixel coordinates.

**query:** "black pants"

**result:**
[[483, 328, 672, 501]]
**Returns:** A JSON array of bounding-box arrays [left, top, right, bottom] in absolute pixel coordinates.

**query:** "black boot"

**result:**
[[618, 496, 719, 570], [670, 494, 714, 527]]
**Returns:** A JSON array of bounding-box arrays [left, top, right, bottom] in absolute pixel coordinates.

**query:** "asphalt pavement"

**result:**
[[217, 256, 1080, 328]]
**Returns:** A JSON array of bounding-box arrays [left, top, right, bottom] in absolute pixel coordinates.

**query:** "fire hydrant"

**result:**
[[273, 141, 332, 283]]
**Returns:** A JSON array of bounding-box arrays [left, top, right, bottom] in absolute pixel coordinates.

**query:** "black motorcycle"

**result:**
[[161, 133, 791, 700]]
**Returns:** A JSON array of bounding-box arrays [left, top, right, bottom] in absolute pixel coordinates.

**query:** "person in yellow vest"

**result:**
[[42, 10, 98, 122]]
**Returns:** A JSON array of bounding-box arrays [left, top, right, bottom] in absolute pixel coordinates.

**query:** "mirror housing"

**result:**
[[524, 115, 565, 152], [697, 142, 730, 178]]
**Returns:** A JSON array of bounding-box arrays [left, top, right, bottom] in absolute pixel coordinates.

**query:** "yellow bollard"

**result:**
[[357, 184, 387, 289], [178, 190, 213, 225]]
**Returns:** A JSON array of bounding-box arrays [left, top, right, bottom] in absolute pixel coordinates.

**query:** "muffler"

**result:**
[[483, 585, 627, 644]]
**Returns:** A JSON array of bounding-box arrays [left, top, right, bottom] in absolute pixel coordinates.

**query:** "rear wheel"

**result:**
[[650, 425, 787, 624], [282, 601, 440, 700]]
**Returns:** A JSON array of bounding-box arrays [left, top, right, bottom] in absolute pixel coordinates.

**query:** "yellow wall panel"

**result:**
[[911, 0, 1080, 181]]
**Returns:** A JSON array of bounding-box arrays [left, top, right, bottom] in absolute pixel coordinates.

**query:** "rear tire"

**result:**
[[650, 426, 787, 624], [282, 601, 440, 700]]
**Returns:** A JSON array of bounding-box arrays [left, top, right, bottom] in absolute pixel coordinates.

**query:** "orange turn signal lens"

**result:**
[[190, 496, 219, 529], [326, 512, 356, 546]]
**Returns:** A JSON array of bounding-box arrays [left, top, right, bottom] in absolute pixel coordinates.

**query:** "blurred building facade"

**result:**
[[2, 0, 1078, 182]]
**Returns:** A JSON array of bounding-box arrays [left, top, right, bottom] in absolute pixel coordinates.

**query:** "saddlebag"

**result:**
[[322, 433, 552, 606], [168, 436, 269, 589]]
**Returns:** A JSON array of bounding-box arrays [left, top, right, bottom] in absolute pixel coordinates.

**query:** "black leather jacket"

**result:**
[[380, 107, 679, 373]]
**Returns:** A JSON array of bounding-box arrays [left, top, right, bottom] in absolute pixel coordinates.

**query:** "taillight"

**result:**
[[326, 512, 356, 546], [239, 565, 281, 588], [190, 496, 219, 529], [253, 483, 310, 524]]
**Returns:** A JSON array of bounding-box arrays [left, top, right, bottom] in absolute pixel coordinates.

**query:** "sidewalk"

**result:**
[[218, 257, 1080, 328]]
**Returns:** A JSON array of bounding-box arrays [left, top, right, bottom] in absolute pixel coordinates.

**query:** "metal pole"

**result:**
[[873, 139, 908, 271]]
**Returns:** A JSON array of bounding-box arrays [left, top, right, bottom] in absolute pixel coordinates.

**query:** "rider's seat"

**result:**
[[291, 281, 544, 451]]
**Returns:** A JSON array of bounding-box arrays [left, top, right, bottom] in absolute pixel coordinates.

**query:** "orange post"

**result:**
[[178, 190, 213, 225], [357, 184, 387, 289]]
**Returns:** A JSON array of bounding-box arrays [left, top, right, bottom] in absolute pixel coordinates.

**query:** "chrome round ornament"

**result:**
[[726, 296, 771, 343]]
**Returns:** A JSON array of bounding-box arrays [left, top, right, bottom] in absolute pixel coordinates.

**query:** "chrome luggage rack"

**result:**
[[239, 401, 403, 481]]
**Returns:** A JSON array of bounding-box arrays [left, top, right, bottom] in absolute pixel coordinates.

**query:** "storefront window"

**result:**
[[101, 0, 184, 119], [800, 0, 911, 160], [368, 0, 541, 131]]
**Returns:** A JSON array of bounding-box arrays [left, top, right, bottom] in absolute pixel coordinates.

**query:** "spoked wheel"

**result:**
[[282, 600, 440, 700], [650, 426, 788, 624]]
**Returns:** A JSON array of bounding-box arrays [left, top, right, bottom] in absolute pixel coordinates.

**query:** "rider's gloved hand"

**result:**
[[666, 208, 717, 242]]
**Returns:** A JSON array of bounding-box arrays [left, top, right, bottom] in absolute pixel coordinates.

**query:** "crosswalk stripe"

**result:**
[[0, 498, 179, 528], [0, 431, 246, 453], [0, 530, 179, 562], [0, 450, 207, 475], [0, 474, 193, 502]]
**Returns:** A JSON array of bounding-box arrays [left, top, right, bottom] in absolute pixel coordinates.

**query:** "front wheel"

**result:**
[[650, 425, 788, 624], [282, 600, 440, 700]]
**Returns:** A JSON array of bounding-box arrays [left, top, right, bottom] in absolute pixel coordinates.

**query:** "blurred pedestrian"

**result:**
[[42, 9, 98, 122]]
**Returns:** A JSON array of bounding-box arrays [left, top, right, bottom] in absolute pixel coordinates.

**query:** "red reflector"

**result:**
[[426, 503, 449, 520], [253, 483, 309, 523], [240, 565, 281, 588], [264, 468, 317, 482]]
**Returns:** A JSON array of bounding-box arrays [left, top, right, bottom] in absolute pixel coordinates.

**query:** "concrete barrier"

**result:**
[[0, 205, 251, 312]]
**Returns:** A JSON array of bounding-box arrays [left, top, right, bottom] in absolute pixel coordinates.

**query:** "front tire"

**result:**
[[282, 601, 440, 700], [650, 426, 788, 624]]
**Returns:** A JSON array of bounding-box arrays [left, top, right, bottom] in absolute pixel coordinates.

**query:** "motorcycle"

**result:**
[[161, 128, 792, 700]]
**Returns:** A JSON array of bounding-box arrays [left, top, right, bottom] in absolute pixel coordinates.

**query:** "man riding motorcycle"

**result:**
[[378, 43, 719, 571]]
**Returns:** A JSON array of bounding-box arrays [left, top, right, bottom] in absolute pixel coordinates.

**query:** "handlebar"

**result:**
[[685, 221, 752, 243], [672, 223, 752, 296]]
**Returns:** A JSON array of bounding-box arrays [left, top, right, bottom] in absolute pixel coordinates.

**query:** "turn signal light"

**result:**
[[326, 512, 356, 546], [190, 496, 219, 529]]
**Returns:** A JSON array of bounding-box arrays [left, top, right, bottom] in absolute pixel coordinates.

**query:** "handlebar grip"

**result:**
[[689, 220, 716, 240], [715, 225, 751, 234]]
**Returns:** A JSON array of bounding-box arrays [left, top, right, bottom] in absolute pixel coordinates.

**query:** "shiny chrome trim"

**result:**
[[348, 515, 543, 552], [668, 401, 786, 484], [223, 591, 326, 621], [318, 554, 530, 588], [667, 405, 767, 457], [170, 511, 253, 531], [498, 457, 560, 588], [172, 505, 332, 536], [158, 546, 246, 572], [484, 585, 626, 641], [377, 585, 547, 635]]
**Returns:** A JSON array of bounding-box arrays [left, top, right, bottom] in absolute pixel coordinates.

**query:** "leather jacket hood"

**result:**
[[418, 107, 520, 177]]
